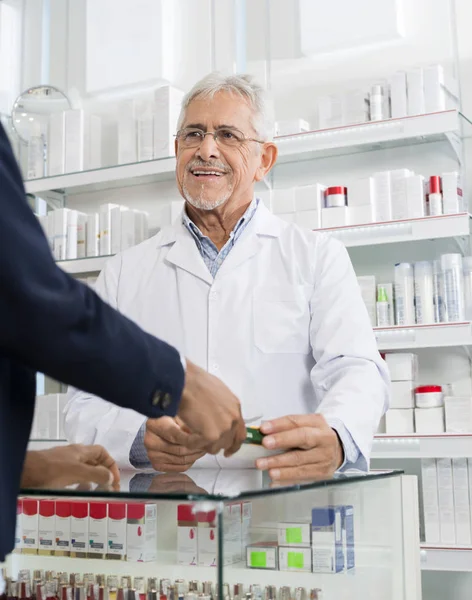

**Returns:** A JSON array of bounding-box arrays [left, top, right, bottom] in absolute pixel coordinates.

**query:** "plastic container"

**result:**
[[324, 186, 347, 208], [376, 285, 392, 327], [369, 85, 385, 121], [414, 261, 435, 324], [463, 256, 472, 320], [440, 253, 465, 322], [432, 259, 443, 323], [428, 176, 443, 216], [415, 385, 443, 408], [394, 263, 415, 325]]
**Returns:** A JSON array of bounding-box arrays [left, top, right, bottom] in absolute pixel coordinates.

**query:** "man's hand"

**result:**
[[148, 473, 208, 495], [177, 360, 246, 457], [144, 416, 207, 472], [21, 445, 120, 490], [255, 415, 344, 481]]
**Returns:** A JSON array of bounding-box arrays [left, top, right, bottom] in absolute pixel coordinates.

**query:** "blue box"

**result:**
[[311, 506, 344, 573]]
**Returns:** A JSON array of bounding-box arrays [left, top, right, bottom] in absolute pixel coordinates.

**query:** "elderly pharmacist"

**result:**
[[65, 72, 389, 480]]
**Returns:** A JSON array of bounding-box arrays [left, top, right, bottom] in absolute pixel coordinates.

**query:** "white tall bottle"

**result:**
[[414, 261, 435, 324], [394, 263, 416, 325], [441, 254, 465, 322]]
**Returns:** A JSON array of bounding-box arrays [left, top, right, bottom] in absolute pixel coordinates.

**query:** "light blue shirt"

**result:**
[[130, 197, 361, 471]]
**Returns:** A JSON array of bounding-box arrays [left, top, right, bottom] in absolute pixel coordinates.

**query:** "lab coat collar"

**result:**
[[155, 199, 285, 282]]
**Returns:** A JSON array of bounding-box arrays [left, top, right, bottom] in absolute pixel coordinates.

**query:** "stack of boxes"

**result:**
[[15, 499, 157, 562], [383, 353, 417, 435], [246, 505, 354, 574], [177, 502, 252, 567]]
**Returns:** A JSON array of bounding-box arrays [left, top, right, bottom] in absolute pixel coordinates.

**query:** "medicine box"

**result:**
[[390, 381, 415, 409], [277, 522, 311, 547], [437, 458, 456, 544], [347, 177, 375, 208], [406, 69, 425, 116], [357, 275, 376, 328], [71, 501, 89, 558], [321, 206, 350, 229], [246, 542, 278, 570], [107, 502, 127, 560], [278, 547, 312, 572], [390, 72, 408, 118], [38, 499, 55, 555], [442, 172, 464, 214], [15, 500, 23, 553], [153, 86, 185, 159], [311, 506, 344, 574], [88, 502, 108, 558], [127, 503, 157, 562], [295, 210, 321, 230], [197, 509, 217, 567], [275, 119, 310, 137], [177, 504, 197, 566], [372, 172, 393, 222], [445, 396, 472, 433], [272, 189, 296, 214], [385, 353, 418, 382], [421, 459, 440, 543], [452, 458, 471, 545], [295, 183, 326, 213], [54, 500, 71, 556], [415, 407, 445, 434], [22, 499, 39, 554], [385, 409, 414, 434], [348, 204, 375, 226], [342, 505, 355, 571]]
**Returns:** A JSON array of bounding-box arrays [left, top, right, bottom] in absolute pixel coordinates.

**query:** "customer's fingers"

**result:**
[[79, 445, 120, 485]]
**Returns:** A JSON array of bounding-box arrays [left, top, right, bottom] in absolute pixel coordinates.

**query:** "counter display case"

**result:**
[[4, 470, 420, 600]]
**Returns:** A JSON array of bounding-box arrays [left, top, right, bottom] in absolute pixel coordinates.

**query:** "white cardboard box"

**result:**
[[117, 99, 138, 165], [88, 502, 108, 558], [390, 72, 408, 118], [66, 210, 78, 260], [107, 502, 127, 560], [347, 177, 375, 208], [442, 172, 464, 214], [391, 381, 415, 409], [38, 499, 55, 555], [48, 111, 66, 176], [54, 500, 71, 555], [153, 86, 185, 159], [295, 210, 321, 230], [52, 208, 70, 261], [272, 189, 296, 214], [86, 214, 99, 257], [415, 407, 445, 434], [294, 183, 326, 212], [437, 458, 456, 544], [76, 212, 87, 259], [278, 547, 312, 572], [357, 275, 376, 328], [385, 409, 414, 434], [372, 172, 393, 222], [99, 203, 120, 256], [22, 499, 39, 552], [445, 396, 472, 433], [275, 119, 310, 136], [406, 175, 426, 219], [277, 522, 311, 547], [452, 458, 471, 545], [348, 204, 375, 225], [127, 503, 157, 562], [321, 206, 350, 228], [385, 353, 418, 381], [421, 459, 440, 543], [407, 69, 426, 116]]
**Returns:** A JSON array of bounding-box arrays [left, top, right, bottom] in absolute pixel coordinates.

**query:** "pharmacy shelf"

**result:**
[[24, 110, 469, 197], [371, 434, 472, 459], [420, 545, 472, 572], [317, 213, 471, 248], [28, 440, 68, 451], [276, 109, 468, 163], [57, 255, 113, 274], [374, 321, 472, 350]]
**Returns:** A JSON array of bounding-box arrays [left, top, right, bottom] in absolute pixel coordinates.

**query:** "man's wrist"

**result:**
[[331, 428, 345, 470]]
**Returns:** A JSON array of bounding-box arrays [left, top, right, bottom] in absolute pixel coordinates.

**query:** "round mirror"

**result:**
[[11, 85, 72, 143]]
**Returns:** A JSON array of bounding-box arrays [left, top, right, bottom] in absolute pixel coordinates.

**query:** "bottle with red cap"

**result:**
[[428, 176, 443, 216], [324, 187, 347, 208]]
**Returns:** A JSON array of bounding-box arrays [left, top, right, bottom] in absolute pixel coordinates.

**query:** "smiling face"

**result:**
[[175, 91, 277, 212]]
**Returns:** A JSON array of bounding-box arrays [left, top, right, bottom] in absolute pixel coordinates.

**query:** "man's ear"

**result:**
[[254, 142, 278, 182]]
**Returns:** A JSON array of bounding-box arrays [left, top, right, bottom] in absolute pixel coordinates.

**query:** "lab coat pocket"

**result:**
[[253, 285, 311, 354]]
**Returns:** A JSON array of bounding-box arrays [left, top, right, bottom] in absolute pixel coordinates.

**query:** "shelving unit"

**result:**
[[371, 434, 472, 459], [374, 322, 472, 351], [57, 255, 113, 274], [420, 546, 472, 572]]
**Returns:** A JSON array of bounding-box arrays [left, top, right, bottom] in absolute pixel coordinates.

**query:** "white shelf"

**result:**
[[24, 111, 467, 197], [371, 434, 472, 459], [57, 255, 113, 274], [317, 213, 470, 248], [276, 109, 465, 163], [420, 545, 472, 572], [374, 322, 472, 350]]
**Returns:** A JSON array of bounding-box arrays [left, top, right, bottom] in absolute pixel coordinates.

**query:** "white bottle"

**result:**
[[463, 256, 472, 321], [27, 122, 45, 180], [394, 263, 415, 325], [369, 85, 384, 121], [433, 260, 443, 323], [428, 176, 443, 216], [441, 254, 465, 322], [414, 261, 435, 324], [376, 285, 392, 327]]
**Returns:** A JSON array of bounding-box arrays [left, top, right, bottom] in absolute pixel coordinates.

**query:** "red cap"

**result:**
[[415, 385, 442, 393], [39, 499, 55, 517], [127, 503, 145, 520], [108, 502, 126, 520], [89, 502, 107, 519], [71, 501, 89, 519], [429, 176, 441, 194], [17, 499, 23, 515], [178, 504, 196, 522], [325, 186, 348, 196], [196, 510, 216, 524], [23, 499, 38, 516], [55, 501, 71, 518], [380, 353, 386, 360]]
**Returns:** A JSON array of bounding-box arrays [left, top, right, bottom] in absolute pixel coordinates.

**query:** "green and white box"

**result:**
[[246, 542, 278, 570], [277, 522, 311, 547], [278, 547, 312, 572]]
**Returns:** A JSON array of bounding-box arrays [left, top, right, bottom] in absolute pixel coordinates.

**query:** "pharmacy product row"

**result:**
[[38, 204, 150, 261], [272, 170, 463, 231], [358, 253, 472, 329]]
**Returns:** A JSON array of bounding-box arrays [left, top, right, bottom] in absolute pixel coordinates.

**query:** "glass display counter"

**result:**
[[3, 470, 420, 600]]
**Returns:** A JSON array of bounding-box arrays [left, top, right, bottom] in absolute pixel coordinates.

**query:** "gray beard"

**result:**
[[183, 180, 233, 210]]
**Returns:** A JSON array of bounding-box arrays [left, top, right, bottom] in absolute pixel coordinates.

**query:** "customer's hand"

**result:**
[[177, 360, 246, 457], [255, 415, 344, 481], [21, 445, 120, 490], [148, 473, 208, 495], [144, 416, 207, 472]]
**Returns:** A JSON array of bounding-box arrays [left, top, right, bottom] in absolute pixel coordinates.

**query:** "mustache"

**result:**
[[186, 159, 231, 174]]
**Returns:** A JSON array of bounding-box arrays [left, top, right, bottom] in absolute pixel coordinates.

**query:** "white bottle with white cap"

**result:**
[[414, 261, 435, 324], [441, 254, 465, 322], [394, 263, 416, 325]]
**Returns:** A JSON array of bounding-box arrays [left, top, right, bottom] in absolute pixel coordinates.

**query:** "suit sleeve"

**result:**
[[0, 123, 184, 417]]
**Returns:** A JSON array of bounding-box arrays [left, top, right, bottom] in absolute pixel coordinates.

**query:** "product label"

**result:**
[[288, 551, 304, 569], [286, 527, 302, 544], [251, 551, 267, 568]]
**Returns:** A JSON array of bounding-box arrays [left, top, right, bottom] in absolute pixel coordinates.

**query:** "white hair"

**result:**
[[177, 72, 274, 141]]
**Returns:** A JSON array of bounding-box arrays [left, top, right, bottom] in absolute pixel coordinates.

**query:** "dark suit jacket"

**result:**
[[0, 124, 185, 560]]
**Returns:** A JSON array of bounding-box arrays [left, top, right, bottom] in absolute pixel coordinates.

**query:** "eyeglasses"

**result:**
[[175, 127, 265, 148]]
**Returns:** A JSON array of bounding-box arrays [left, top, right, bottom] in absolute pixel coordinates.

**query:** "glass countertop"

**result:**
[[20, 468, 403, 502]]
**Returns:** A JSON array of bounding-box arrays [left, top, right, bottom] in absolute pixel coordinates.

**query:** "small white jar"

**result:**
[[325, 186, 347, 208], [415, 385, 443, 408]]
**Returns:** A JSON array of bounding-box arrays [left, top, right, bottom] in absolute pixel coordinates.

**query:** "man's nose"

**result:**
[[196, 133, 220, 161]]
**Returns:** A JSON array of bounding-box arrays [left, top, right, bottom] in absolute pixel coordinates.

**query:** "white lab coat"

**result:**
[[64, 202, 389, 470]]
